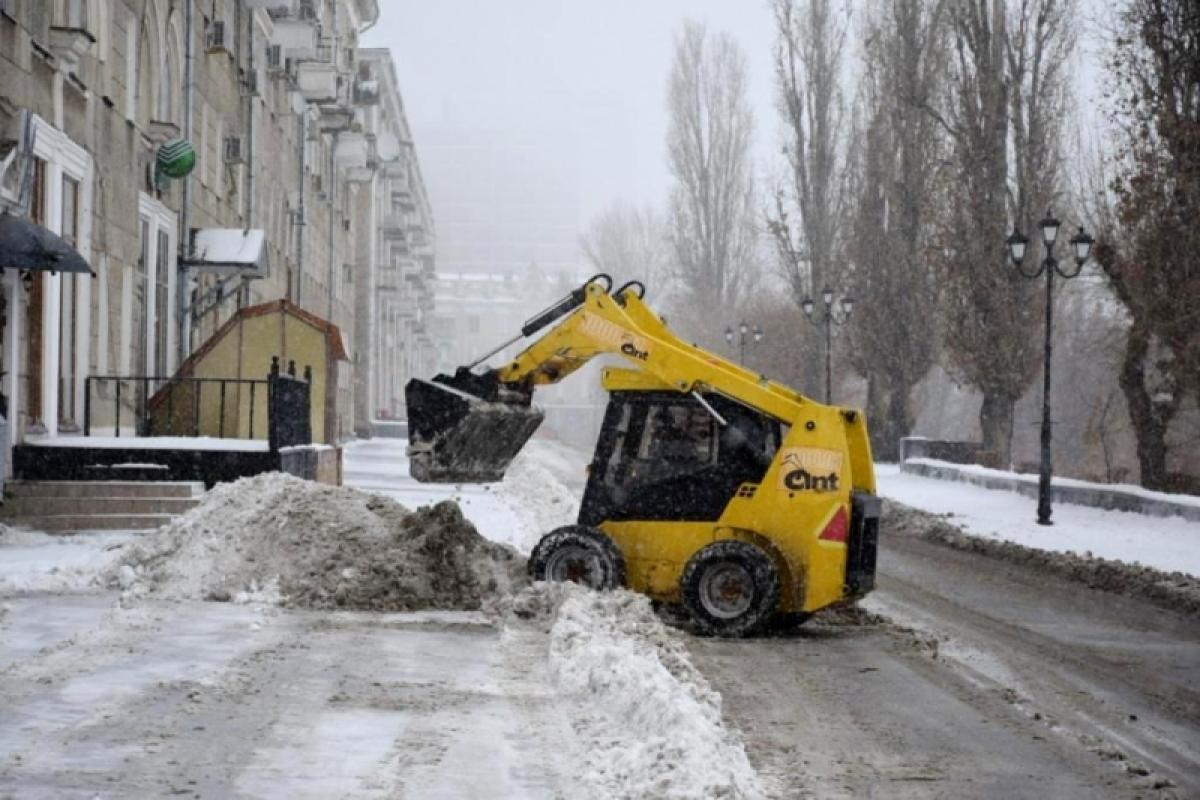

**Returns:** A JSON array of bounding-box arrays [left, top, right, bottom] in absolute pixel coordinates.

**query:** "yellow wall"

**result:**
[[148, 306, 338, 444]]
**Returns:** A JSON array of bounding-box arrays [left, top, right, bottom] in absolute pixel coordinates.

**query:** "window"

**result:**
[[157, 46, 175, 122], [124, 16, 138, 120], [58, 0, 85, 28], [468, 315, 480, 334], [580, 394, 782, 524], [58, 176, 79, 425], [133, 217, 149, 376], [154, 229, 169, 376]]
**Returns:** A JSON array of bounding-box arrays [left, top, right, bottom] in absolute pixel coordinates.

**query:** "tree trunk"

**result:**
[[1118, 322, 1171, 490], [979, 391, 1015, 468], [883, 376, 914, 463], [865, 374, 892, 460], [862, 372, 913, 463]]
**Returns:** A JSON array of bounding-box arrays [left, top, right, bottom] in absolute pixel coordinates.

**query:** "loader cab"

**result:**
[[579, 391, 783, 526]]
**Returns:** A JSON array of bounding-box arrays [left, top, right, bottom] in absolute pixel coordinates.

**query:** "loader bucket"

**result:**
[[405, 377, 544, 483]]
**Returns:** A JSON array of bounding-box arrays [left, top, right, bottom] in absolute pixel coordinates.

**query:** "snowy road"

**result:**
[[688, 508, 1200, 799], [0, 598, 565, 799], [3, 441, 1198, 798]]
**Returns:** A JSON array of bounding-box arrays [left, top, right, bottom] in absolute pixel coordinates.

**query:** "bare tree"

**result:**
[[766, 0, 849, 395], [934, 0, 1074, 466], [580, 200, 670, 294], [1093, 0, 1200, 490], [666, 20, 758, 331], [1007, 0, 1076, 240], [845, 0, 948, 460]]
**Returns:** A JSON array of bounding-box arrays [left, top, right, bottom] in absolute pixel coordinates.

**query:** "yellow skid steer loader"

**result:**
[[405, 276, 879, 635]]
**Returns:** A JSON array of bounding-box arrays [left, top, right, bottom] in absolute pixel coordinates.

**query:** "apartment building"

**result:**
[[0, 0, 434, 450]]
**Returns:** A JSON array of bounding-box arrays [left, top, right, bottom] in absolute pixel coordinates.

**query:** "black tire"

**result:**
[[528, 525, 626, 590], [680, 540, 780, 637]]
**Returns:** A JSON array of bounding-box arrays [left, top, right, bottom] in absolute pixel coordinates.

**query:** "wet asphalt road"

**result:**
[[688, 516, 1200, 799]]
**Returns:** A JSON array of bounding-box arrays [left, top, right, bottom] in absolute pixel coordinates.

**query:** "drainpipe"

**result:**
[[327, 130, 337, 323], [244, 7, 255, 231], [295, 111, 306, 305], [242, 7, 257, 312], [326, 0, 343, 324], [178, 0, 195, 362]]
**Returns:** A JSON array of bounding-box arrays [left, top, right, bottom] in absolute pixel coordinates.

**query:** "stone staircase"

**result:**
[[1, 481, 206, 533]]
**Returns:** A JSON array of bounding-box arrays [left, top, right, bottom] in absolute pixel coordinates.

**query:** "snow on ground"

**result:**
[[525, 583, 767, 799], [0, 437, 766, 798], [341, 437, 586, 554], [876, 464, 1200, 577], [0, 525, 135, 593], [495, 449, 583, 548]]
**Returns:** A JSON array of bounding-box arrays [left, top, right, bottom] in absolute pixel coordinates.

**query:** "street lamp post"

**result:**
[[1006, 213, 1094, 526], [725, 321, 764, 364], [801, 287, 853, 404]]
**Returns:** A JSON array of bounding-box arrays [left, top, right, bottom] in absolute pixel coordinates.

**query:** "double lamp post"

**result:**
[[1005, 214, 1094, 526], [725, 321, 763, 364], [801, 288, 853, 404]]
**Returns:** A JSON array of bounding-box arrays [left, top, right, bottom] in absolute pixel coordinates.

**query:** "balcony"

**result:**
[[391, 184, 415, 211], [48, 26, 95, 68], [270, 18, 319, 59], [296, 62, 338, 103], [381, 214, 407, 242], [335, 132, 369, 171], [318, 106, 355, 133]]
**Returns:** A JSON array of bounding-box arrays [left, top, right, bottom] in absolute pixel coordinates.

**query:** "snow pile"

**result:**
[[107, 472, 527, 610], [0, 525, 134, 594], [496, 450, 582, 552], [511, 583, 767, 799], [885, 500, 1200, 616]]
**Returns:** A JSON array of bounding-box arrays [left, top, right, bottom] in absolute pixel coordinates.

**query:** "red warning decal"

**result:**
[[818, 506, 849, 542]]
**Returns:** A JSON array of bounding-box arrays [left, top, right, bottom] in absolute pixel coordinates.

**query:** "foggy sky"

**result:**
[[364, 1, 1108, 276]]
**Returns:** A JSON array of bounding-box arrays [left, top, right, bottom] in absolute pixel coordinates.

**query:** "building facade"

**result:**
[[0, 0, 434, 450]]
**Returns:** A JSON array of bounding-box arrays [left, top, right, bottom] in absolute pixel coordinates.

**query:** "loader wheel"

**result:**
[[529, 526, 626, 590], [681, 541, 780, 637]]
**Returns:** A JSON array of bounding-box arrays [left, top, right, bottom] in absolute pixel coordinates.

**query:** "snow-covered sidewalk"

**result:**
[[0, 438, 766, 799], [876, 464, 1200, 577]]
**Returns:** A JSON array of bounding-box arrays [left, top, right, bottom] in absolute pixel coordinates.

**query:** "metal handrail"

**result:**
[[84, 375, 269, 439]]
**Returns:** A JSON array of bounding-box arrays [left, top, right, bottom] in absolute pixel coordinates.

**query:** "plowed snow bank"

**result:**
[[510, 583, 767, 799], [495, 450, 581, 552], [107, 472, 526, 610]]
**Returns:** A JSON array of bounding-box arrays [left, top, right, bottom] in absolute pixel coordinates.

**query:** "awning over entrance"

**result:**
[[183, 228, 269, 278], [0, 212, 94, 275]]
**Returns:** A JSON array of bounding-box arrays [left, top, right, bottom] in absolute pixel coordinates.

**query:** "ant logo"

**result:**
[[778, 448, 843, 494], [620, 339, 650, 361], [783, 467, 839, 492]]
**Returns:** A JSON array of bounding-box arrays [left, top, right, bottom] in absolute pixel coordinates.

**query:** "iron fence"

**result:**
[[83, 356, 313, 450]]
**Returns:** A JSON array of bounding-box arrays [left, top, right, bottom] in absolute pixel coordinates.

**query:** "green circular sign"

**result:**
[[157, 138, 196, 179]]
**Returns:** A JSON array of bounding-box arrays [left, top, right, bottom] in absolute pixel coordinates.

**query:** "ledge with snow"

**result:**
[[898, 457, 1200, 523], [12, 435, 340, 488], [877, 463, 1200, 577]]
